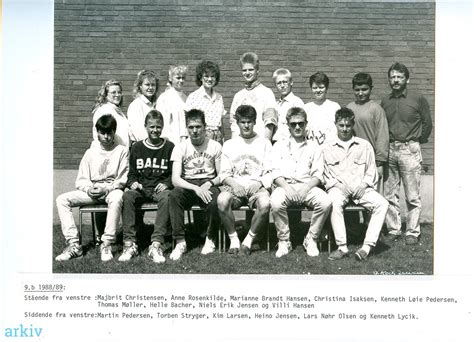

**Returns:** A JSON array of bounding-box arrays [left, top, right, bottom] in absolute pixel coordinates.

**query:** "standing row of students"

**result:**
[[55, 51, 432, 264]]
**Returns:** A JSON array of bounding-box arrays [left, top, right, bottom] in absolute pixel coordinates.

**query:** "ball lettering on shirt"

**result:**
[[136, 158, 169, 170]]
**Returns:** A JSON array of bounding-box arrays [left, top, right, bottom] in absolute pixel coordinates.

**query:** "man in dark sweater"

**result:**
[[381, 62, 432, 245], [119, 110, 175, 263]]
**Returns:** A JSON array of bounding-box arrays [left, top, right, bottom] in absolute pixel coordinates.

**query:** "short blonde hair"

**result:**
[[272, 68, 292, 82], [168, 65, 188, 84]]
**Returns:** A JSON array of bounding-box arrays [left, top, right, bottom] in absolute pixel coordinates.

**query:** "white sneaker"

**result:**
[[148, 242, 165, 263], [303, 236, 320, 257], [275, 240, 292, 258], [201, 237, 216, 255], [118, 241, 138, 262], [100, 244, 113, 262], [170, 241, 187, 261], [55, 243, 83, 261]]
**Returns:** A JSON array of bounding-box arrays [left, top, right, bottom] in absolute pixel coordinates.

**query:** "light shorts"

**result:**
[[221, 186, 270, 209]]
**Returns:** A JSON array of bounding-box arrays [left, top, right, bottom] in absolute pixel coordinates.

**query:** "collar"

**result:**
[[239, 132, 258, 141], [105, 102, 124, 115], [278, 91, 296, 104], [139, 94, 152, 105], [288, 135, 308, 148], [198, 85, 217, 101], [333, 136, 358, 148], [390, 88, 408, 99], [144, 138, 166, 150], [244, 80, 261, 90]]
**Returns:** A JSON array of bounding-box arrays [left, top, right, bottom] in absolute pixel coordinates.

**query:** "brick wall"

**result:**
[[54, 0, 435, 173]]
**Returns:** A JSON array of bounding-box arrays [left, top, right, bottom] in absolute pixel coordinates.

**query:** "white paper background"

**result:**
[[1, 0, 473, 341]]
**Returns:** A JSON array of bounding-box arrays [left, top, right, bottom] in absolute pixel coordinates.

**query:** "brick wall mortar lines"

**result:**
[[55, 0, 435, 174]]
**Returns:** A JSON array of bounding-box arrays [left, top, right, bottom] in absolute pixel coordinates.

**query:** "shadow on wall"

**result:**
[[52, 170, 434, 226]]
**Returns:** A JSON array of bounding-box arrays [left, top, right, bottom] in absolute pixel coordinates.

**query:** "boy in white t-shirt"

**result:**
[[167, 109, 222, 260], [218, 105, 273, 256], [229, 52, 278, 140]]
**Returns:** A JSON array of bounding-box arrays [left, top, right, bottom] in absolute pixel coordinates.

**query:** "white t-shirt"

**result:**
[[230, 83, 277, 138], [219, 134, 273, 189], [170, 137, 222, 180], [303, 99, 340, 145]]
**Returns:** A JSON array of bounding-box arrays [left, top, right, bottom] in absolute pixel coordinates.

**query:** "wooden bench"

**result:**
[[79, 203, 367, 254]]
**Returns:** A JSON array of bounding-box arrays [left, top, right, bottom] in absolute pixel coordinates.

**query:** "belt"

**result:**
[[390, 139, 418, 144]]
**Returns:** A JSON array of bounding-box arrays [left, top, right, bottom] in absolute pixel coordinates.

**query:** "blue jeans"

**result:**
[[384, 141, 422, 237], [169, 179, 220, 242], [122, 189, 170, 244]]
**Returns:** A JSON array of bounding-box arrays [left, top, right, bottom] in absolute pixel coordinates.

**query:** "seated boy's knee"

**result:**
[[123, 189, 137, 202], [217, 192, 233, 211], [56, 193, 68, 206], [257, 196, 271, 212], [379, 197, 389, 211], [270, 195, 285, 211], [320, 195, 332, 211], [107, 189, 124, 204]]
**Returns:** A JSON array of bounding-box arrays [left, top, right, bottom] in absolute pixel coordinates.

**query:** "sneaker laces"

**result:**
[[63, 244, 79, 257], [150, 243, 163, 256], [124, 243, 138, 255]]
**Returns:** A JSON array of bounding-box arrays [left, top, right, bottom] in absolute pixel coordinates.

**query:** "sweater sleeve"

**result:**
[[218, 142, 234, 183], [126, 144, 140, 188], [111, 147, 129, 190], [418, 95, 433, 144], [75, 150, 93, 193], [374, 104, 390, 163]]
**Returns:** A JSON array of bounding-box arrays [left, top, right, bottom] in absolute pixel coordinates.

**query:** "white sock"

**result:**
[[242, 231, 256, 248], [229, 233, 240, 248]]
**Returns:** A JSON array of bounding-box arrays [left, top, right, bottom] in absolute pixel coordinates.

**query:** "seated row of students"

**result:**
[[55, 103, 388, 264]]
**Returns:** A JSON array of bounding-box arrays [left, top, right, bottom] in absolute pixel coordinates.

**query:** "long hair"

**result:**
[[92, 79, 123, 113]]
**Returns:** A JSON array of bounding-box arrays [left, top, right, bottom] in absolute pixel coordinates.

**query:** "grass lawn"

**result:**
[[52, 212, 433, 275]]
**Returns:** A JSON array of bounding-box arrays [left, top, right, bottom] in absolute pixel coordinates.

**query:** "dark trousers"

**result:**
[[122, 189, 170, 244], [169, 179, 220, 242]]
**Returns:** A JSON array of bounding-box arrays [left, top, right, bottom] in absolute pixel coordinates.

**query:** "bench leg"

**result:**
[[79, 211, 83, 246], [266, 224, 270, 252], [91, 213, 96, 246]]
